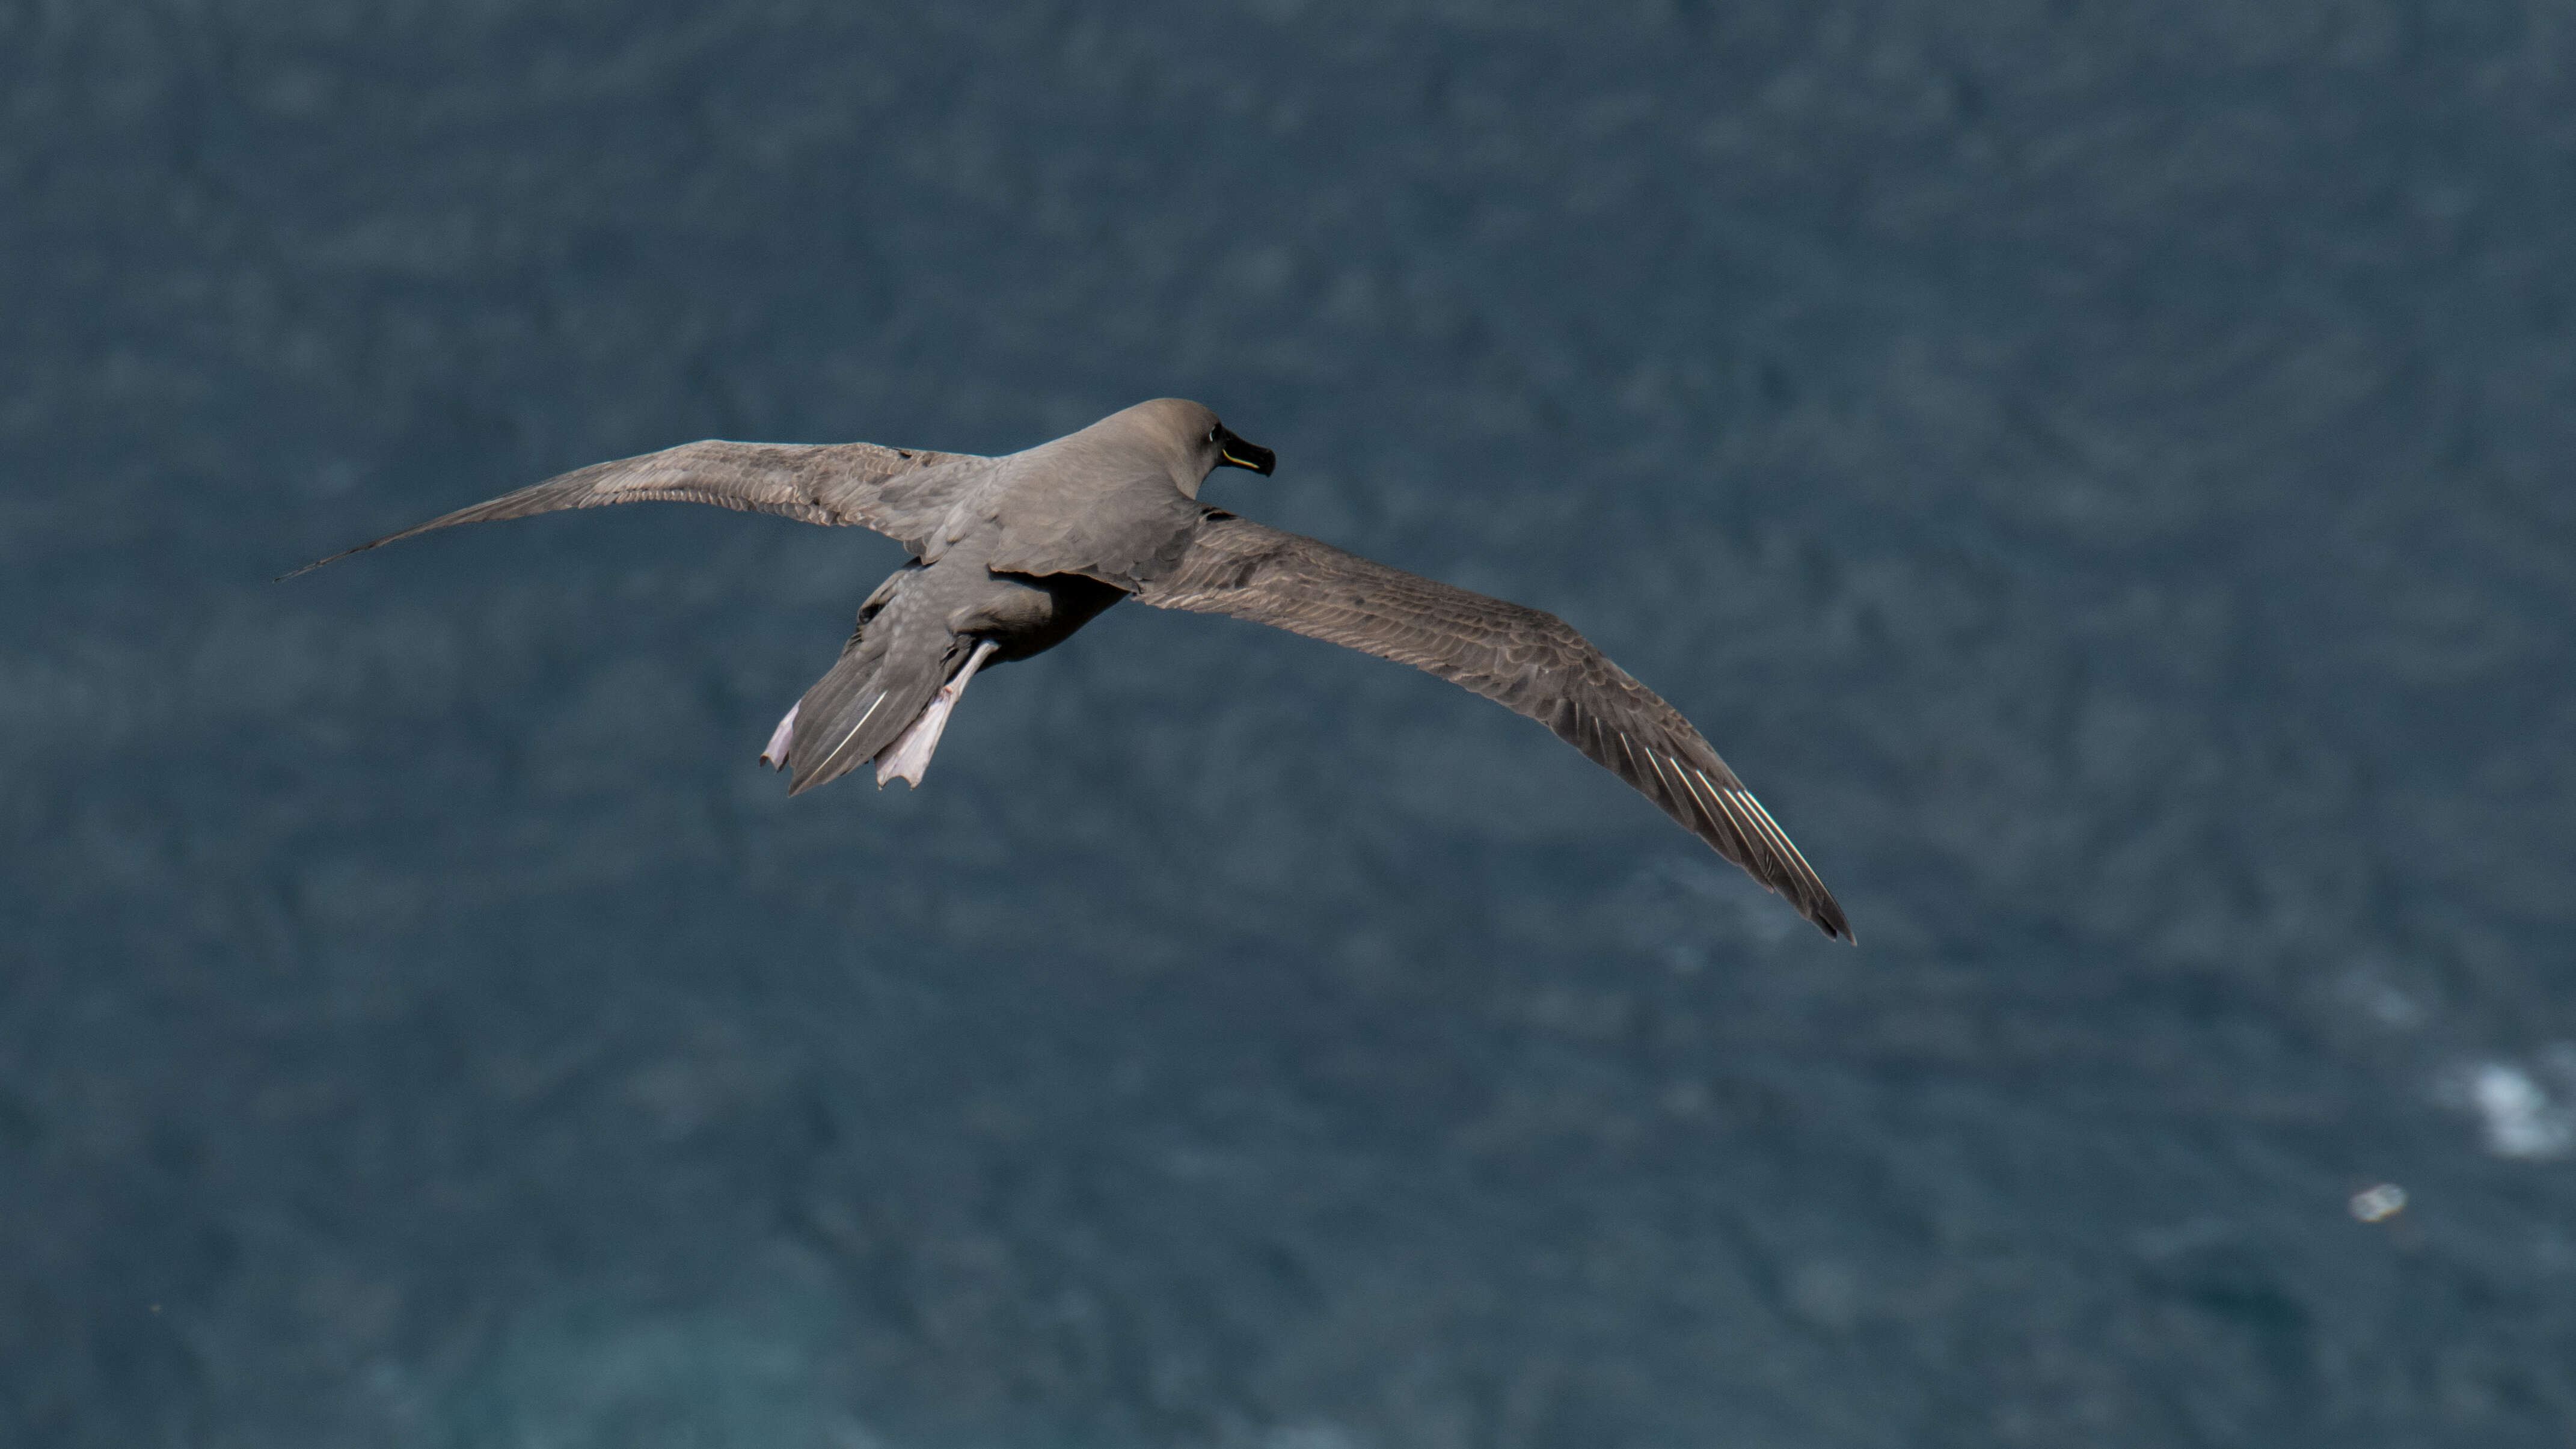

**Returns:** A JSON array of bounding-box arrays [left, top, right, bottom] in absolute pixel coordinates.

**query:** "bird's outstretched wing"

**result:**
[[282, 439, 975, 578], [1136, 511, 1852, 941]]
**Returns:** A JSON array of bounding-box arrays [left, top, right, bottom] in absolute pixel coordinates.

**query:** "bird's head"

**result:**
[[1108, 398, 1275, 497]]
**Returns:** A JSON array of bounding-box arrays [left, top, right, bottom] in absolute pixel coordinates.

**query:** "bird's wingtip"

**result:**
[[1805, 895, 1857, 945], [277, 541, 370, 582]]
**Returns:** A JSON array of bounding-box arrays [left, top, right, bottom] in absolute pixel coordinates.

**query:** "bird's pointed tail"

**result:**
[[765, 611, 993, 795]]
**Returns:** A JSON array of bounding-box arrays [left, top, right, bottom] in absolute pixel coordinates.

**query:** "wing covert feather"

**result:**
[[1136, 512, 1851, 940], [284, 439, 974, 577]]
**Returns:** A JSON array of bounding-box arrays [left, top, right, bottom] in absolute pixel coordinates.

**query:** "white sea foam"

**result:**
[[2440, 1053, 2576, 1160]]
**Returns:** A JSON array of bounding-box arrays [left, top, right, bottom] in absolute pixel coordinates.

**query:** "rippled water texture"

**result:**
[[4, 4, 2573, 1445]]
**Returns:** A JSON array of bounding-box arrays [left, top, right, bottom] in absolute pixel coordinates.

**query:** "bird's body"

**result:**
[[290, 399, 1854, 940]]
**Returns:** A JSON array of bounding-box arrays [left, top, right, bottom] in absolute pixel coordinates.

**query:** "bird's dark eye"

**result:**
[[1207, 427, 1220, 443]]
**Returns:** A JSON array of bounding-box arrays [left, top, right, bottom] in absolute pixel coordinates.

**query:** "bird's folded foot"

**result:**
[[874, 640, 999, 788], [759, 701, 799, 770]]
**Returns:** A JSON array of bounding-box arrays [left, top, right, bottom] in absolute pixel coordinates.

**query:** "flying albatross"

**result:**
[[288, 399, 1853, 940]]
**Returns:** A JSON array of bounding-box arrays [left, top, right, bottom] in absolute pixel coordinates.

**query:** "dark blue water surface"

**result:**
[[6, 4, 2574, 1445]]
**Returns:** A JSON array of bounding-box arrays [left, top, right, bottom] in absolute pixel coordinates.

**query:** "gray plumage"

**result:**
[[289, 398, 1853, 941]]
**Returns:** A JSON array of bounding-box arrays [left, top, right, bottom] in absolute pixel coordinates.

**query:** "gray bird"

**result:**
[[290, 398, 1853, 940]]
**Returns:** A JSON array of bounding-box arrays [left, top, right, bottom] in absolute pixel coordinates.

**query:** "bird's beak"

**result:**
[[1215, 427, 1276, 476]]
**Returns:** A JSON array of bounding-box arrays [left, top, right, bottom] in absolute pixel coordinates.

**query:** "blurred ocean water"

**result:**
[[3, 2, 2573, 1445]]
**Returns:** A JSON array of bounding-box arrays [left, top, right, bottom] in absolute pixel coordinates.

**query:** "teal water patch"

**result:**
[[432, 1288, 878, 1449]]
